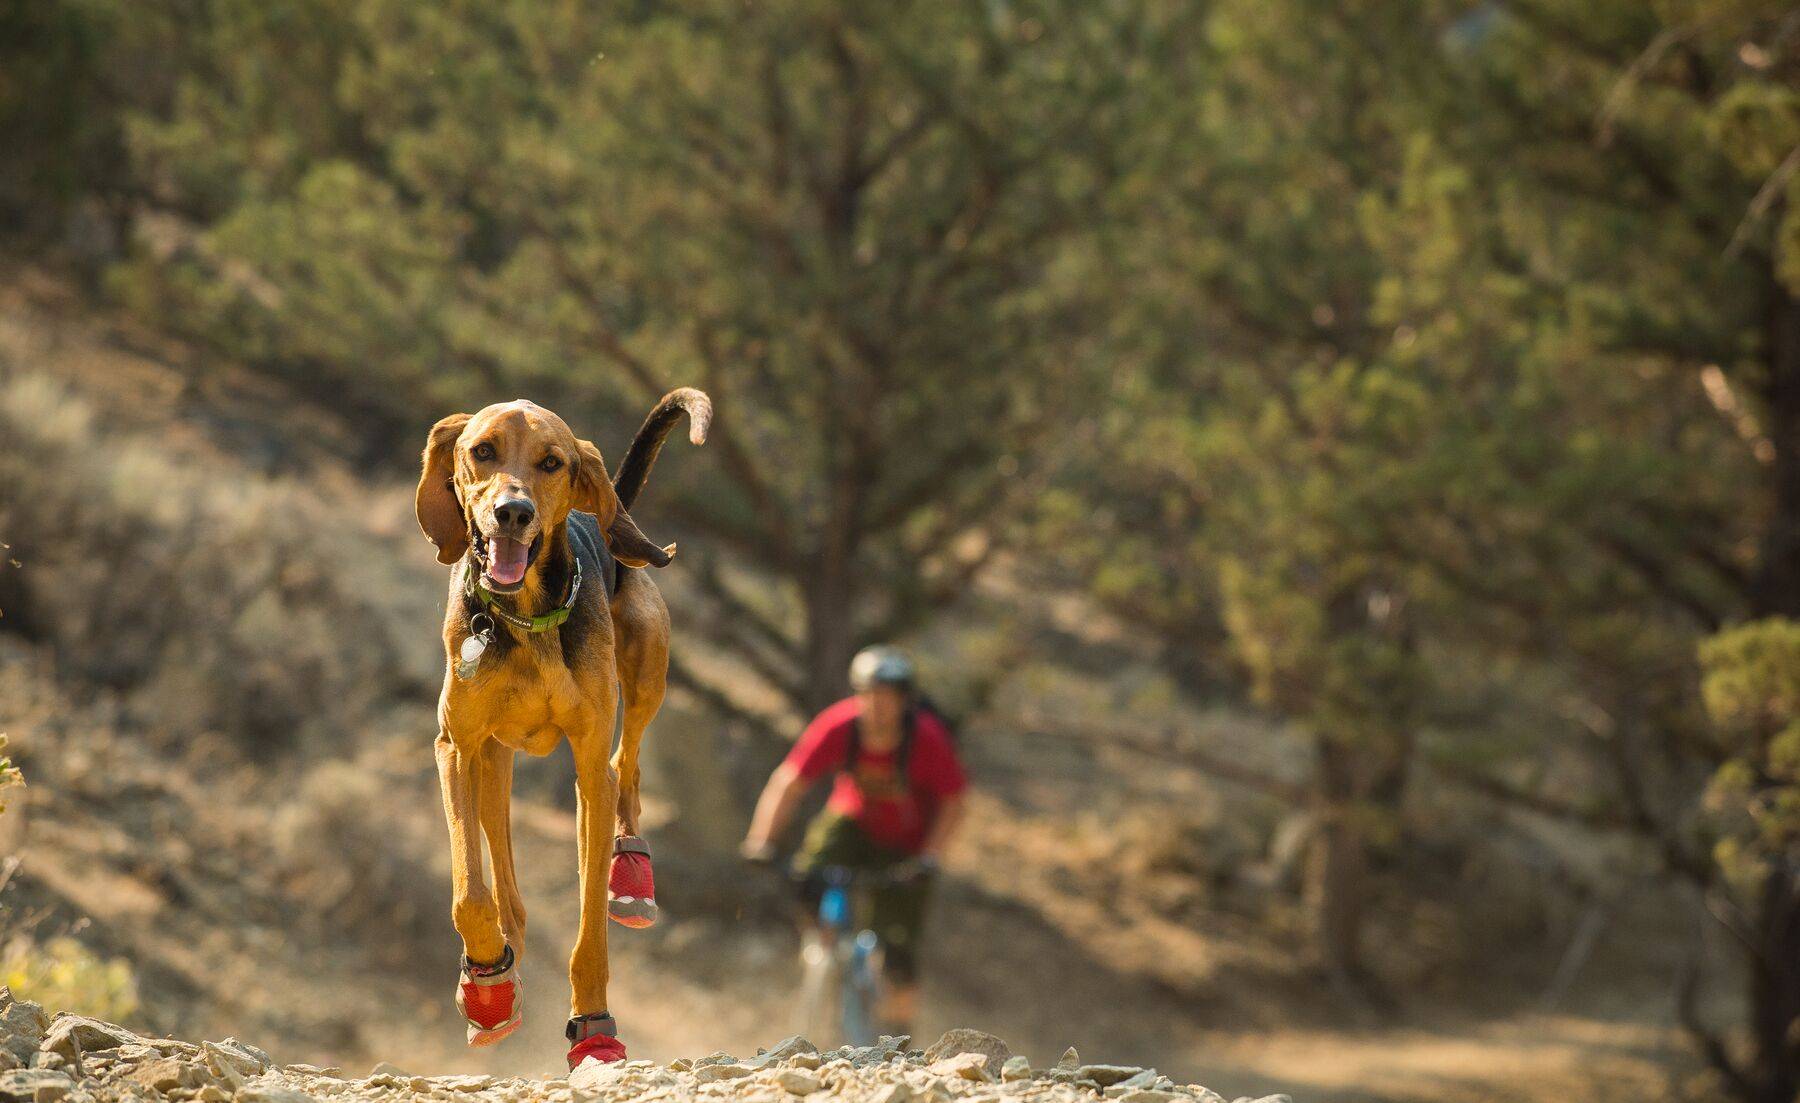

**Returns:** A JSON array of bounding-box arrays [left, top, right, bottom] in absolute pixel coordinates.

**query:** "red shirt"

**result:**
[[785, 697, 968, 854]]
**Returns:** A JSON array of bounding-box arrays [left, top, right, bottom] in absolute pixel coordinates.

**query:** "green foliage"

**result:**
[[82, 0, 1153, 711], [0, 937, 138, 1023], [1712, 82, 1800, 180], [1700, 620, 1800, 889]]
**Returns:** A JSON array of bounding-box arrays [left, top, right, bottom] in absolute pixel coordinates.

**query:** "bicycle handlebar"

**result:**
[[791, 861, 931, 888]]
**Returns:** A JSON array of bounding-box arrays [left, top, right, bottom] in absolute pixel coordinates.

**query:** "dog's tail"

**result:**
[[613, 387, 712, 510]]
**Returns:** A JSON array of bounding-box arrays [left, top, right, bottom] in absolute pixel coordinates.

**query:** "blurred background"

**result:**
[[2, 1, 1800, 1100]]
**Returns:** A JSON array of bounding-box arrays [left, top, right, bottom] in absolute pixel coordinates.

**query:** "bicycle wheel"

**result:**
[[839, 929, 882, 1046], [795, 929, 841, 1043]]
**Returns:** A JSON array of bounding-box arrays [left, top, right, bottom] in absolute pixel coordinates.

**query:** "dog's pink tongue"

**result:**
[[487, 537, 529, 585]]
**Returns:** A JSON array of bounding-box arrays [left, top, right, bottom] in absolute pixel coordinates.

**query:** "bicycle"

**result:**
[[789, 863, 924, 1047]]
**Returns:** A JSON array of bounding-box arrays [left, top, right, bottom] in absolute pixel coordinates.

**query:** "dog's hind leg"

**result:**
[[478, 739, 527, 959], [610, 569, 670, 839], [568, 706, 620, 1022]]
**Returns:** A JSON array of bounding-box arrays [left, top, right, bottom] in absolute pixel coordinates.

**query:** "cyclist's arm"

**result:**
[[918, 791, 965, 861], [742, 763, 812, 856]]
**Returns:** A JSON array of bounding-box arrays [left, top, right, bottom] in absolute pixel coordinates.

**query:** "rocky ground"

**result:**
[[0, 992, 1284, 1103]]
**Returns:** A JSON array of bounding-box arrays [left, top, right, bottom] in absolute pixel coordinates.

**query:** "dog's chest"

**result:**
[[452, 640, 601, 755]]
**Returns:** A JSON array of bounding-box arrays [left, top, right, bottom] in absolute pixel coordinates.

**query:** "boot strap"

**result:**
[[461, 944, 516, 984], [566, 1011, 617, 1043]]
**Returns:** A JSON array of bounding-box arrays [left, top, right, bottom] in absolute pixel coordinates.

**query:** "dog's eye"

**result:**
[[539, 455, 563, 473], [472, 442, 496, 461]]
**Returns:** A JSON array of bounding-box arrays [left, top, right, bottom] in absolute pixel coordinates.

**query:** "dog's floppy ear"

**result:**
[[416, 413, 472, 565], [608, 509, 676, 569], [573, 437, 622, 530], [574, 437, 674, 569]]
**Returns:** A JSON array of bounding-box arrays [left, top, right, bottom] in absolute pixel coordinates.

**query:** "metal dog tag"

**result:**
[[455, 634, 486, 680], [455, 616, 495, 681]]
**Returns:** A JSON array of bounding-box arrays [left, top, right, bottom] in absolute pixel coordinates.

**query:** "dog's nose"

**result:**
[[493, 498, 535, 533]]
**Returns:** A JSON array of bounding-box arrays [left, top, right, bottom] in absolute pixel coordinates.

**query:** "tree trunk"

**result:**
[[1734, 281, 1800, 1103], [800, 554, 858, 714], [1307, 732, 1409, 1012], [1753, 285, 1800, 619], [1743, 863, 1800, 1103], [1308, 736, 1375, 999], [800, 447, 861, 713]]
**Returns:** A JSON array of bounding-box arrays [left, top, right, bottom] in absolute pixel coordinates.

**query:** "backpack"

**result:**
[[839, 694, 959, 793]]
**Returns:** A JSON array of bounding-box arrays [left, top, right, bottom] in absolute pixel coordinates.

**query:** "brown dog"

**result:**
[[414, 389, 709, 1068]]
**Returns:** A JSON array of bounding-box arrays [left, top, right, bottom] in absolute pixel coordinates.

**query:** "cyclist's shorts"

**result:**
[[792, 812, 933, 983]]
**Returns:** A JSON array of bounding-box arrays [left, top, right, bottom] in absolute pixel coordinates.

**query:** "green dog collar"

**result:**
[[467, 556, 583, 633]]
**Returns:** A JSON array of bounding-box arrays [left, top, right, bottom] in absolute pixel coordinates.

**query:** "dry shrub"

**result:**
[[269, 760, 448, 959], [0, 372, 438, 757], [1086, 799, 1277, 922]]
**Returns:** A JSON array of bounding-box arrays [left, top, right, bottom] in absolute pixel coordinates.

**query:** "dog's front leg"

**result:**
[[568, 725, 619, 1018], [478, 739, 527, 960], [436, 731, 508, 967]]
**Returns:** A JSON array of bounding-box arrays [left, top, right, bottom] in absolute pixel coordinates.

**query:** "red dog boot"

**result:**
[[608, 836, 658, 928], [566, 1012, 627, 1069], [457, 945, 522, 1047]]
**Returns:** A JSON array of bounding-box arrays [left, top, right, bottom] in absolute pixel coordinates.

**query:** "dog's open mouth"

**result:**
[[478, 534, 540, 591]]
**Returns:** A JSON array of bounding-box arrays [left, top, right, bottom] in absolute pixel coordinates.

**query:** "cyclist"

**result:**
[[741, 645, 967, 1036]]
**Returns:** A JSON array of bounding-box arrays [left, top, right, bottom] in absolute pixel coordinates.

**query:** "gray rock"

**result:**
[[769, 1068, 821, 1095], [236, 1088, 318, 1103], [1102, 1070, 1161, 1095], [220, 1041, 272, 1070], [746, 1038, 818, 1070], [435, 1075, 495, 1092], [846, 1044, 906, 1069], [569, 1060, 635, 1095], [203, 1041, 267, 1079], [0, 1005, 48, 1045], [1077, 1065, 1145, 1088], [691, 1051, 740, 1069], [1001, 1056, 1032, 1082], [1116, 1093, 1190, 1103], [924, 1030, 1011, 1079], [128, 1057, 209, 1092], [0, 1070, 74, 1103], [38, 1018, 140, 1062], [928, 1053, 993, 1083]]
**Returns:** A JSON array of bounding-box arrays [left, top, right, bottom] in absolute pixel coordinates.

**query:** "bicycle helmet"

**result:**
[[848, 645, 915, 693]]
